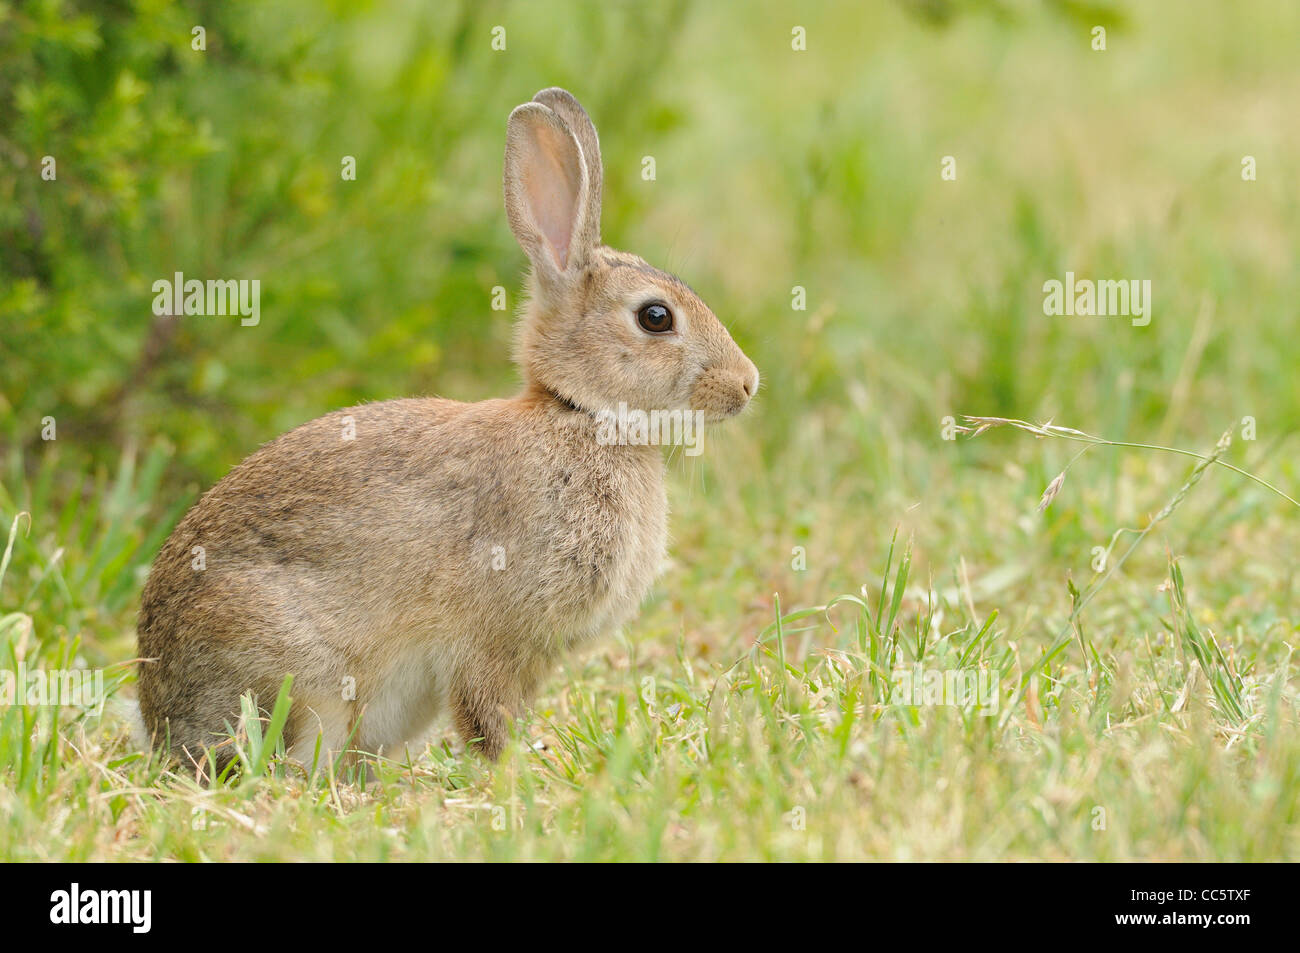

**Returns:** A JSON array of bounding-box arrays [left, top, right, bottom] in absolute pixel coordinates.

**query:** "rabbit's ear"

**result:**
[[531, 88, 602, 224], [504, 100, 599, 283]]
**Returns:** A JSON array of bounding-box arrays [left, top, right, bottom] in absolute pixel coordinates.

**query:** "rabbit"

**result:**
[[136, 87, 759, 773]]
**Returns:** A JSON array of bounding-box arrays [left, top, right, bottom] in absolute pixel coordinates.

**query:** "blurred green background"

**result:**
[[2, 0, 1297, 643]]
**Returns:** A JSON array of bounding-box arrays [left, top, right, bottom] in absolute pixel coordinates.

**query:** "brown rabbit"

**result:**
[[136, 88, 758, 771]]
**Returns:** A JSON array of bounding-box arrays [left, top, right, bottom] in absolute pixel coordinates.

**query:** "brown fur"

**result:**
[[136, 88, 758, 770]]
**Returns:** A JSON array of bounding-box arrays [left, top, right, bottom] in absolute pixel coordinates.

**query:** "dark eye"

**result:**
[[636, 302, 674, 334]]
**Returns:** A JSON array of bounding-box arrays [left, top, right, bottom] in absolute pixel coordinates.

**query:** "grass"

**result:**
[[2, 0, 1298, 861], [1, 419, 1296, 861]]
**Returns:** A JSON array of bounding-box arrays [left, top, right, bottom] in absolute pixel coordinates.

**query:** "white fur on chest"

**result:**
[[545, 448, 667, 643]]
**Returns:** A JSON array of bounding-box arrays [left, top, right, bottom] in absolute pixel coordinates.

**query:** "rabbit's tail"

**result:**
[[112, 696, 150, 752]]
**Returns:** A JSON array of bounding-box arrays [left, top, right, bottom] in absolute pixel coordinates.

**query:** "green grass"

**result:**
[[1, 419, 1296, 860], [2, 0, 1298, 860]]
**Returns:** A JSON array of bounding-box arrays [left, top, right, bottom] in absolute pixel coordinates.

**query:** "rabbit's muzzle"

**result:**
[[691, 360, 759, 420]]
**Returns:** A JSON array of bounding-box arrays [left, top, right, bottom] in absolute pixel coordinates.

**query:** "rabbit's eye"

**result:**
[[637, 302, 674, 334]]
